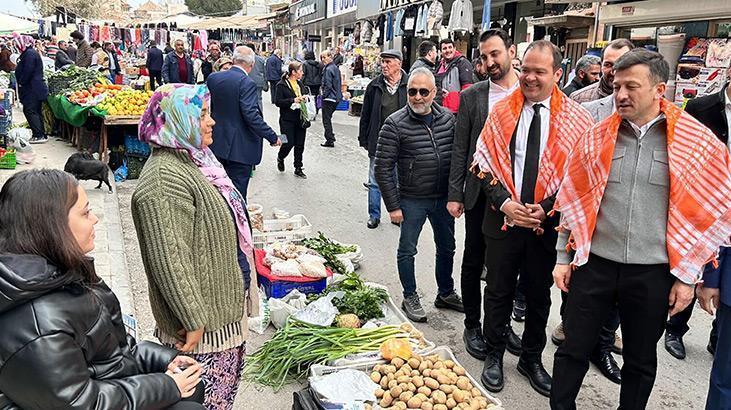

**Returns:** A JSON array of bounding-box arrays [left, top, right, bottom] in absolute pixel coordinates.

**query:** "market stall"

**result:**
[[242, 204, 503, 409]]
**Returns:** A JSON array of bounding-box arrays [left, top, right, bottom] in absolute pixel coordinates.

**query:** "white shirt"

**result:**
[[513, 95, 551, 200], [488, 79, 520, 114], [725, 89, 731, 151], [628, 113, 665, 139]]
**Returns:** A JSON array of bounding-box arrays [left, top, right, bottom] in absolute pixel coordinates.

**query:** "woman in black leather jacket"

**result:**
[[0, 169, 204, 410]]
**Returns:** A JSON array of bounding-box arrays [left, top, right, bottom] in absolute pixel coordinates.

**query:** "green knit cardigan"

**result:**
[[131, 148, 246, 340]]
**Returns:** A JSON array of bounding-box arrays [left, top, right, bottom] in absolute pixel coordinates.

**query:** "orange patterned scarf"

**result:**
[[555, 99, 731, 284], [472, 84, 594, 204]]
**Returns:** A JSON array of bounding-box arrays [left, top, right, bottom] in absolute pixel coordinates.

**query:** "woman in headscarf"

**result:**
[[213, 56, 233, 72], [13, 33, 48, 144], [131, 84, 258, 410]]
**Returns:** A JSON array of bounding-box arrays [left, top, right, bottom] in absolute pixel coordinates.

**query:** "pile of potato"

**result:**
[[367, 354, 496, 410]]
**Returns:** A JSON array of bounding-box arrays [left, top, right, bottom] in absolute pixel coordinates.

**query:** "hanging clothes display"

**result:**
[[400, 5, 418, 37], [386, 11, 394, 42], [100, 25, 111, 42], [90, 25, 100, 42], [428, 0, 445, 36], [199, 30, 208, 50], [416, 4, 429, 36], [447, 0, 473, 33], [393, 8, 405, 37]]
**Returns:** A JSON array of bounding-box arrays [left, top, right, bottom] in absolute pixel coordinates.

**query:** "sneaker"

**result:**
[[29, 136, 48, 144], [277, 158, 285, 172], [551, 322, 565, 346], [294, 168, 307, 179], [434, 291, 465, 312], [401, 294, 427, 322]]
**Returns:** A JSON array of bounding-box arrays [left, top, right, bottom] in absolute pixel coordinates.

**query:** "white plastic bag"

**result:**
[[269, 290, 308, 329], [292, 292, 342, 326], [247, 287, 271, 334], [303, 96, 317, 121]]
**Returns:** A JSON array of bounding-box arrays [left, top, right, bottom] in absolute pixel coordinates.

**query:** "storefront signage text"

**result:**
[[621, 6, 635, 16], [380, 0, 419, 10], [297, 3, 317, 19], [328, 0, 357, 18]]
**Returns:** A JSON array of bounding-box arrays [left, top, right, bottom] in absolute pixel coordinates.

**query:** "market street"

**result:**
[[111, 101, 715, 409]]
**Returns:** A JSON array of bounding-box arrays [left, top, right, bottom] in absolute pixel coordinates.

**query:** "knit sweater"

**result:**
[[131, 148, 248, 353]]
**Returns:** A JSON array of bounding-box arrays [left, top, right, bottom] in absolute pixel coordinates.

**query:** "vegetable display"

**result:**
[[370, 353, 496, 409], [310, 271, 389, 324], [302, 232, 357, 274], [46, 66, 107, 96], [244, 319, 406, 391]]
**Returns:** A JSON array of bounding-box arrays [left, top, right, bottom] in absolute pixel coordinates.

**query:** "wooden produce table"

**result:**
[[100, 115, 140, 163]]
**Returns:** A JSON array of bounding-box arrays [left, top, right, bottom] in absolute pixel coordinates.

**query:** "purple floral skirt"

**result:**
[[190, 343, 246, 410]]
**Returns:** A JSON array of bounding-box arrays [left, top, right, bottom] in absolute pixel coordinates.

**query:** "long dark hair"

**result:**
[[0, 169, 96, 281]]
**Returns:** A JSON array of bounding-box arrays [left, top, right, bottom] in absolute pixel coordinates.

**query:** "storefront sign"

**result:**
[[621, 6, 635, 16], [380, 0, 420, 10], [328, 0, 357, 18], [291, 0, 326, 26]]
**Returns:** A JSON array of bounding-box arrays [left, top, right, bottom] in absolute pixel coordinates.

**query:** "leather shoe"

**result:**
[[517, 359, 552, 397], [277, 158, 285, 172], [463, 327, 488, 360], [590, 351, 621, 385], [708, 340, 716, 356], [321, 142, 335, 147], [664, 332, 686, 360], [506, 326, 522, 356], [367, 218, 380, 229], [481, 353, 504, 393]]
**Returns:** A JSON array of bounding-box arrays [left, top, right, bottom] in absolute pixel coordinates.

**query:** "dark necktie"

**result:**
[[521, 103, 543, 204]]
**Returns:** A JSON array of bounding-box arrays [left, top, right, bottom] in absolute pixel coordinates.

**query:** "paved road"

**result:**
[[115, 101, 715, 409]]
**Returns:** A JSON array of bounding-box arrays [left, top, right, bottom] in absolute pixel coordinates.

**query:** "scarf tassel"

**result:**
[[547, 209, 556, 218], [501, 223, 508, 231], [490, 177, 499, 186]]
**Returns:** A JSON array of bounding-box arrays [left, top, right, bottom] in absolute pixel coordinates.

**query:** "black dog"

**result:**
[[64, 152, 113, 193]]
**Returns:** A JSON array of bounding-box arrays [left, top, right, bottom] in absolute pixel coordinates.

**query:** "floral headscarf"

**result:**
[[138, 84, 254, 258], [12, 33, 34, 53]]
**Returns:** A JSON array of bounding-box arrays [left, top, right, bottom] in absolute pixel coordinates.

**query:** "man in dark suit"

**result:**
[[145, 41, 163, 89], [474, 41, 594, 397], [207, 46, 281, 199], [662, 72, 730, 360], [447, 29, 521, 361], [14, 36, 49, 144]]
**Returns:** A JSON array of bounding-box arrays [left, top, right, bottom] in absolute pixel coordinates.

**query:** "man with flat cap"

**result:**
[[359, 49, 409, 230]]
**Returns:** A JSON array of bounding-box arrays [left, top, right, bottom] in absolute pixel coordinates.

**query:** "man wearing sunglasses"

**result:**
[[374, 67, 463, 323]]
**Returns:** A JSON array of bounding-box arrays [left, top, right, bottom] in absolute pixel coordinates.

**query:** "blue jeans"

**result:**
[[708, 302, 731, 410], [368, 156, 382, 220], [397, 197, 456, 298]]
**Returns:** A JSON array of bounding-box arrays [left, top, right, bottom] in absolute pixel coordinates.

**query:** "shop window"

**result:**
[[715, 22, 731, 38]]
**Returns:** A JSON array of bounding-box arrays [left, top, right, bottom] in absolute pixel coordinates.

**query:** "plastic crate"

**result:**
[[0, 148, 16, 169], [252, 215, 312, 248], [257, 272, 328, 299], [310, 346, 503, 408], [336, 100, 349, 111], [0, 115, 10, 136], [125, 135, 151, 158], [0, 90, 14, 112]]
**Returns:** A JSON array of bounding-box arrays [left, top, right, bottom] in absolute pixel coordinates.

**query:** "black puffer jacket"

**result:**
[[0, 254, 181, 410], [302, 58, 323, 89], [375, 103, 455, 211]]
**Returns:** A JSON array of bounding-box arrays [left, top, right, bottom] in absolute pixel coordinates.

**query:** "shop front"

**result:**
[[289, 0, 327, 57], [600, 0, 731, 106]]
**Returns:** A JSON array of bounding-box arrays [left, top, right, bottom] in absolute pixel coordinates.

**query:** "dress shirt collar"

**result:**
[[524, 95, 551, 111], [628, 113, 666, 139]]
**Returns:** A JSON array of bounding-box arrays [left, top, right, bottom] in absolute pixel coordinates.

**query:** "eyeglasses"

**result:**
[[408, 88, 433, 97]]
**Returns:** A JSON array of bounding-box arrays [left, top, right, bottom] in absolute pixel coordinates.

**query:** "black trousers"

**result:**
[[149, 70, 163, 89], [551, 254, 675, 410], [483, 228, 555, 361], [22, 98, 45, 139], [278, 120, 307, 169], [322, 100, 337, 144], [667, 295, 719, 346], [560, 290, 620, 355], [269, 80, 278, 103], [462, 192, 487, 329]]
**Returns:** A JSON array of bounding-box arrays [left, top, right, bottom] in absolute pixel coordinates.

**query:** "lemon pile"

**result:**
[[97, 89, 154, 116]]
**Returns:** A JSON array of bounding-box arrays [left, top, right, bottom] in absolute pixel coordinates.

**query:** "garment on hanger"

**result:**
[[401, 5, 418, 37], [199, 30, 208, 50], [361, 20, 374, 44], [375, 15, 385, 46], [394, 8, 405, 37], [386, 11, 394, 42], [427, 0, 445, 31], [100, 25, 111, 42], [447, 0, 473, 33], [416, 4, 429, 36]]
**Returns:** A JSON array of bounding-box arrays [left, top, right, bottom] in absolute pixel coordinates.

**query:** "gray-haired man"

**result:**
[[562, 54, 600, 96], [374, 67, 463, 323]]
